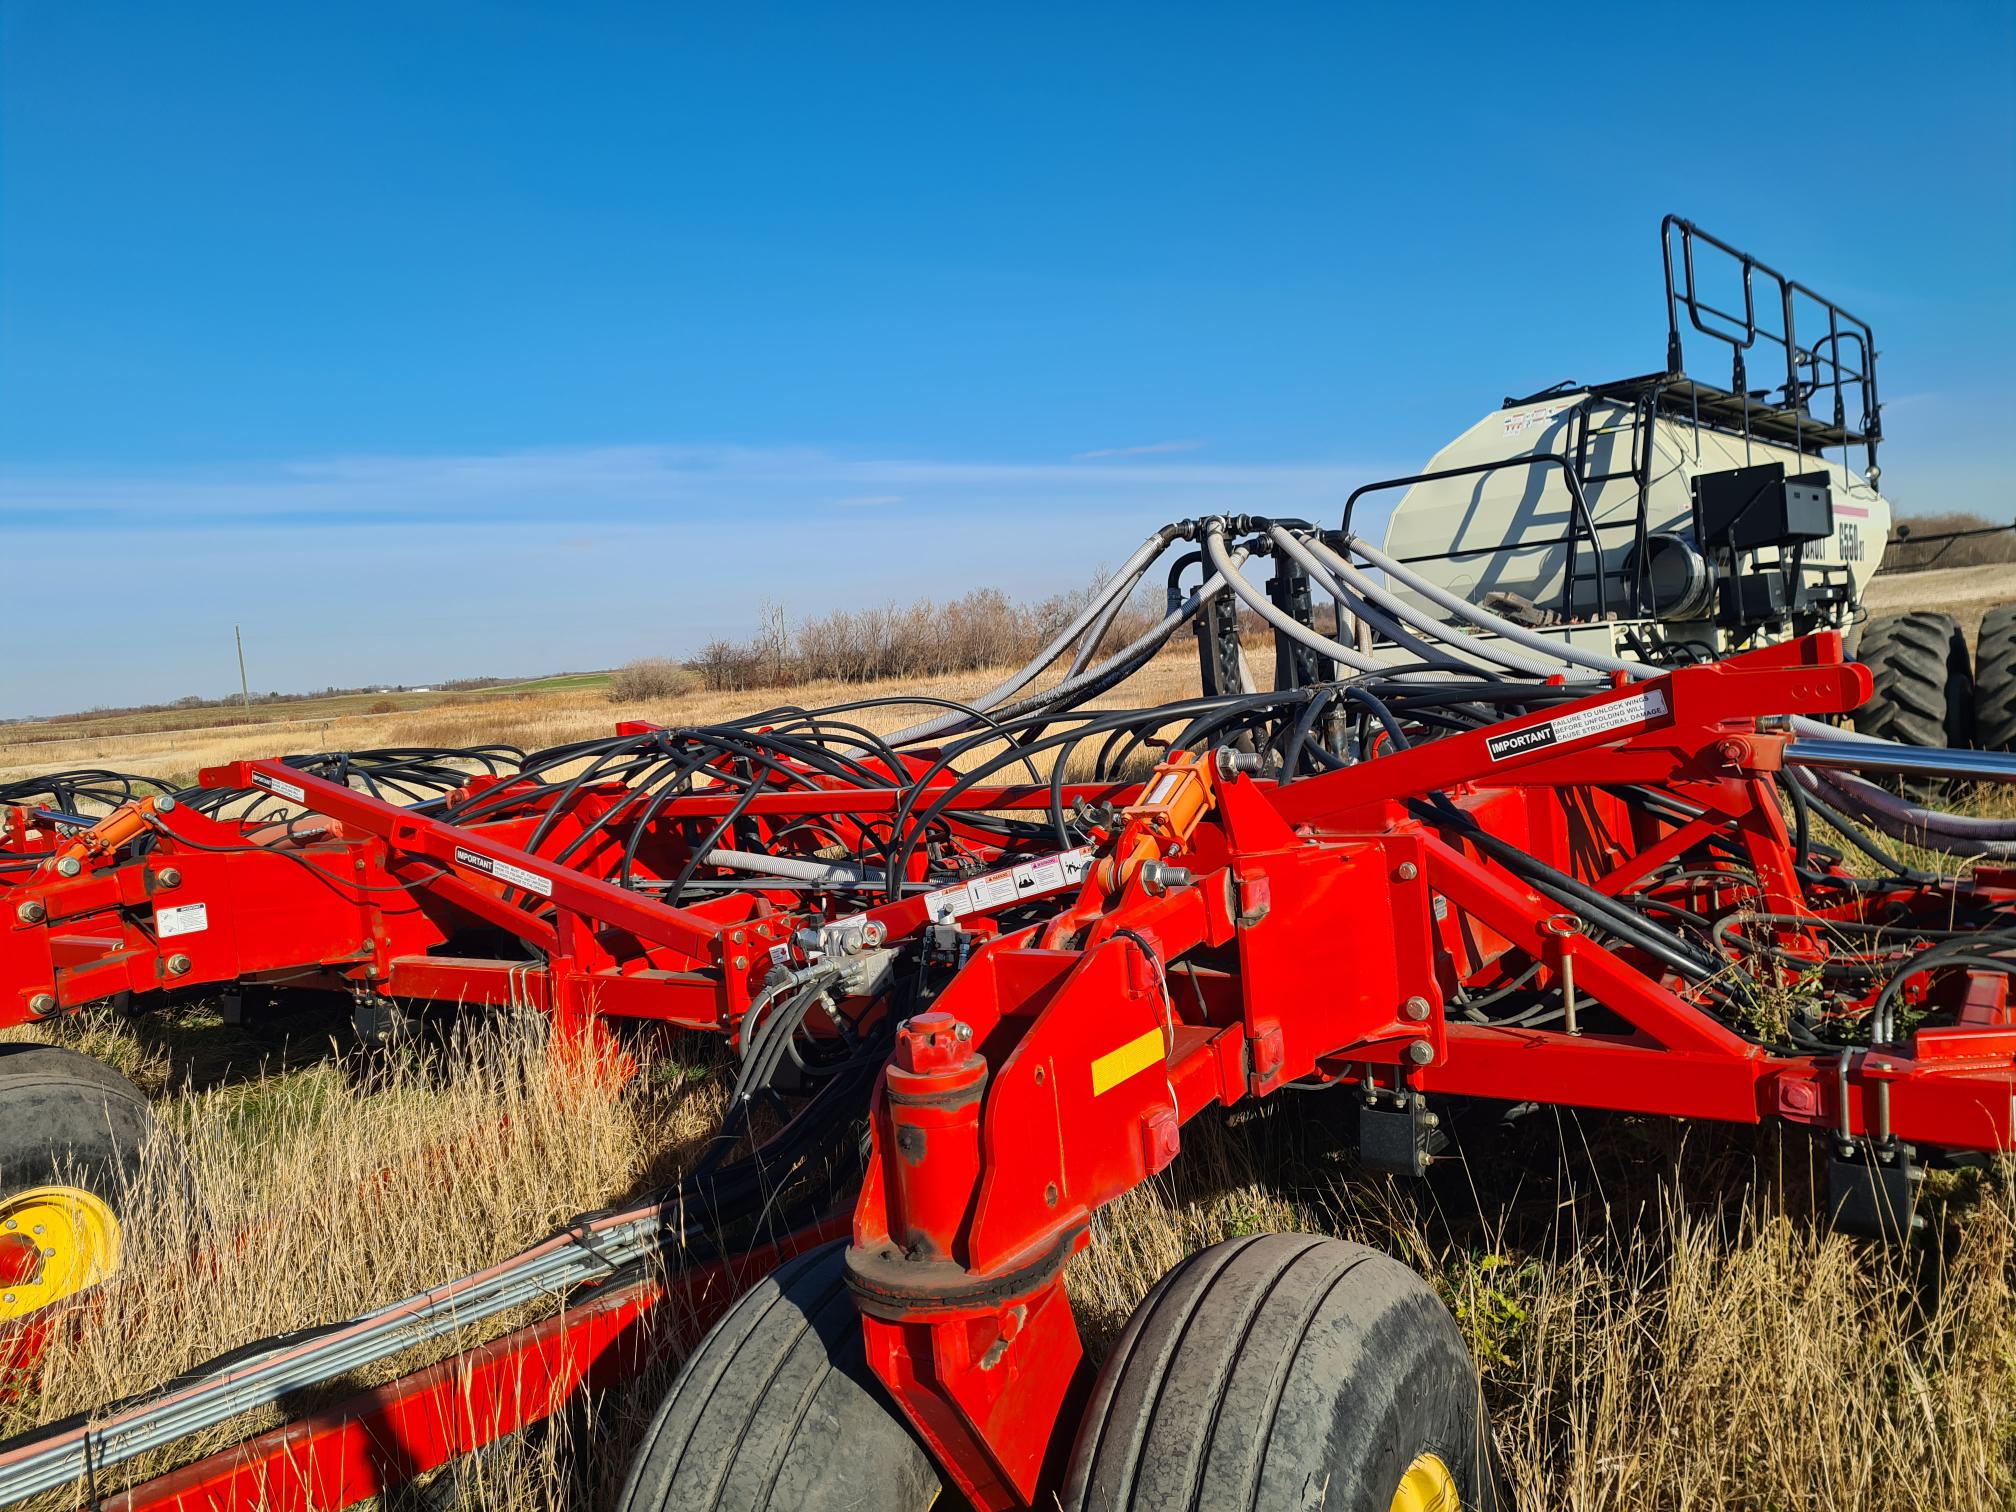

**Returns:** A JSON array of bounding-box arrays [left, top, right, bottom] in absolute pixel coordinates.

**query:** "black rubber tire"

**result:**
[[1855, 611, 1973, 750], [1061, 1233, 1497, 1512], [0, 1045, 155, 1201], [1974, 604, 2016, 753], [616, 1239, 942, 1512]]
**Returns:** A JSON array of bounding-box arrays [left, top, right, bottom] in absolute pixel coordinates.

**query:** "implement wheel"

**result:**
[[1855, 611, 1973, 750], [616, 1239, 942, 1512], [1061, 1233, 1497, 1512], [0, 1045, 155, 1321], [1974, 604, 2016, 753]]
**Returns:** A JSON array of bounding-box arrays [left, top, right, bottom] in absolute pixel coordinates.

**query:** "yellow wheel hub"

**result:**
[[1389, 1451, 1460, 1512], [0, 1185, 122, 1321]]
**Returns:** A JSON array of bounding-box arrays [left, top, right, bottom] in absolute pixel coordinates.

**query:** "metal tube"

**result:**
[[703, 848, 876, 884], [1786, 739, 2016, 784], [0, 1212, 664, 1500]]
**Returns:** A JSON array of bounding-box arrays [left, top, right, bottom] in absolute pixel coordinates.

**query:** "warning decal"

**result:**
[[156, 901, 209, 938], [1484, 688, 1669, 763], [452, 846, 555, 897], [921, 847, 1094, 922], [250, 770, 306, 803]]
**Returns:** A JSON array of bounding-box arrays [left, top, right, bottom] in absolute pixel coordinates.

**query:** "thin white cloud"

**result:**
[[0, 441, 1379, 529], [0, 439, 1408, 714], [1072, 439, 1206, 460]]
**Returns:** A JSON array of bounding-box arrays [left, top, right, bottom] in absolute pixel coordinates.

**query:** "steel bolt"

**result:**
[[155, 794, 176, 813], [1405, 1039, 1435, 1067], [27, 994, 56, 1017], [733, 955, 748, 971], [731, 929, 746, 944], [157, 867, 182, 889], [1396, 861, 1419, 882], [15, 901, 44, 925], [166, 953, 192, 977], [955, 1022, 974, 1042], [55, 856, 81, 878], [1400, 995, 1431, 1022], [1214, 746, 1263, 779]]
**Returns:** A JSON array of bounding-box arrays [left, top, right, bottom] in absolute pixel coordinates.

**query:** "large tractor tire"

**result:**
[[1974, 604, 2016, 753], [616, 1239, 942, 1512], [1854, 611, 1973, 750], [1062, 1233, 1498, 1512], [0, 1044, 156, 1321]]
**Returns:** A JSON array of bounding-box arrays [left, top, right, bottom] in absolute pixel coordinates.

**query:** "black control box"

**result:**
[[1693, 463, 1835, 551]]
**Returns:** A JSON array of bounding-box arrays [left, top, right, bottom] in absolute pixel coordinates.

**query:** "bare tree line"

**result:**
[[610, 576, 1164, 700]]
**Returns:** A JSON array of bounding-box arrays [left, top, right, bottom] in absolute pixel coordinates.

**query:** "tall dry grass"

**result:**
[[0, 1007, 728, 1507], [1068, 1107, 2015, 1512], [9, 1037, 2004, 1509]]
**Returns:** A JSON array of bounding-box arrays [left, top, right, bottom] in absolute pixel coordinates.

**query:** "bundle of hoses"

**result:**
[[1184, 516, 2016, 861], [1790, 764, 2016, 861]]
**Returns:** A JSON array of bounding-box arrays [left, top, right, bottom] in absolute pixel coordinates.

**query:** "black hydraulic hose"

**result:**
[[1795, 781, 1936, 883], [885, 683, 1328, 887], [1782, 770, 1812, 870], [1283, 686, 1342, 780], [1411, 797, 1727, 990]]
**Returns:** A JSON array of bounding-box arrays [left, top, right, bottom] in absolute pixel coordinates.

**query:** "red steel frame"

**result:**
[[2, 750, 1137, 1042], [840, 634, 2016, 1507], [16, 633, 2016, 1510], [97, 1219, 850, 1512]]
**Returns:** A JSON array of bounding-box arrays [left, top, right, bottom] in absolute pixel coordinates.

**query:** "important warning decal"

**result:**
[[1484, 687, 1669, 763], [921, 846, 1094, 921], [249, 770, 306, 803], [155, 901, 209, 938], [452, 846, 555, 897]]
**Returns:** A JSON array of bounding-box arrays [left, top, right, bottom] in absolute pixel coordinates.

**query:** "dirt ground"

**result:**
[[1864, 562, 2016, 647]]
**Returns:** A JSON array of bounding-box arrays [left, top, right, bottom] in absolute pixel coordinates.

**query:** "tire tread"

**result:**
[[1974, 604, 2016, 753], [1855, 611, 1972, 749]]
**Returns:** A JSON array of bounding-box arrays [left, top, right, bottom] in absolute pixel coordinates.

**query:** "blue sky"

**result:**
[[3, 2, 2012, 715]]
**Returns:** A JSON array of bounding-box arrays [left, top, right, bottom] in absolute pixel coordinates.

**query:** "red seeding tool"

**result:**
[[2, 510, 2016, 1512], [2, 738, 1127, 1044]]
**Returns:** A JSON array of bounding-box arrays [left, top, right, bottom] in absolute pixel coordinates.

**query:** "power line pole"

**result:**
[[235, 625, 253, 715]]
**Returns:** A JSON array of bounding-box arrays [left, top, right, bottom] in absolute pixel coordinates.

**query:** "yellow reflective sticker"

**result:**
[[1090, 1027, 1165, 1095]]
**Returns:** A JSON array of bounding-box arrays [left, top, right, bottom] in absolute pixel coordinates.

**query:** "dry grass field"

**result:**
[[3, 641, 2014, 1509], [0, 660, 1200, 791], [1864, 561, 2015, 649]]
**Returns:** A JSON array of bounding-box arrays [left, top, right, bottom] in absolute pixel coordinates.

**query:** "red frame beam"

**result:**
[[103, 1220, 848, 1512]]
